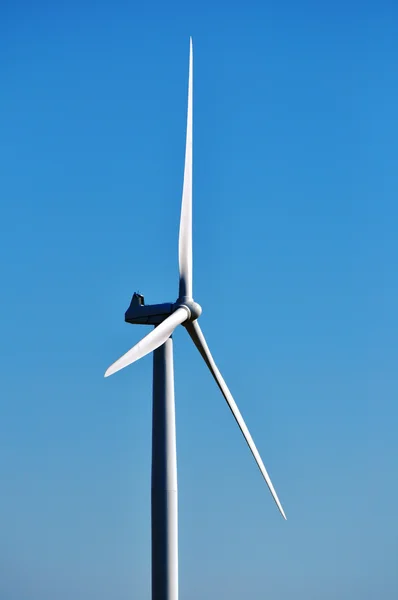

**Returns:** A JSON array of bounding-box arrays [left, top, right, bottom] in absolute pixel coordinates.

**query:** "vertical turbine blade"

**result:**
[[178, 37, 193, 300], [185, 320, 287, 520]]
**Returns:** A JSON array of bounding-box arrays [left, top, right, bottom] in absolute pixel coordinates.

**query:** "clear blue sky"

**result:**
[[1, 1, 397, 598]]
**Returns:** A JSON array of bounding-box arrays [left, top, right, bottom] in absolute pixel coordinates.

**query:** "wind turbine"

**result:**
[[105, 38, 286, 600]]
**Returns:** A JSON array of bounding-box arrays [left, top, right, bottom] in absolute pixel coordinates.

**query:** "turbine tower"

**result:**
[[105, 38, 286, 600]]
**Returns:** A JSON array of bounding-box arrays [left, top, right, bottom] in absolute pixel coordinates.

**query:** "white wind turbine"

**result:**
[[105, 38, 286, 600]]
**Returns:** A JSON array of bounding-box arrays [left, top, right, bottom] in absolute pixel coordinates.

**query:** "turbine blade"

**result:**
[[105, 307, 189, 377], [185, 320, 287, 520], [178, 37, 193, 300]]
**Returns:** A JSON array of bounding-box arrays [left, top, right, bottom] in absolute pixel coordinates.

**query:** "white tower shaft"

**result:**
[[151, 338, 178, 600]]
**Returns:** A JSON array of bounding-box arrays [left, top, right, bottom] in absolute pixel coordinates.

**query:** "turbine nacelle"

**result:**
[[125, 293, 174, 326], [125, 292, 202, 326]]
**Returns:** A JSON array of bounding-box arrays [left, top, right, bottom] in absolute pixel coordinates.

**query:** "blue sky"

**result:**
[[1, 1, 397, 598]]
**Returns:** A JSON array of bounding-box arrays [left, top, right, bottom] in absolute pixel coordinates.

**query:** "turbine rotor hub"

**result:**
[[175, 299, 202, 321]]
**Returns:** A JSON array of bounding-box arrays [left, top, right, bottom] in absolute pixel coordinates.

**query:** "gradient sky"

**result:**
[[1, 1, 397, 599]]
